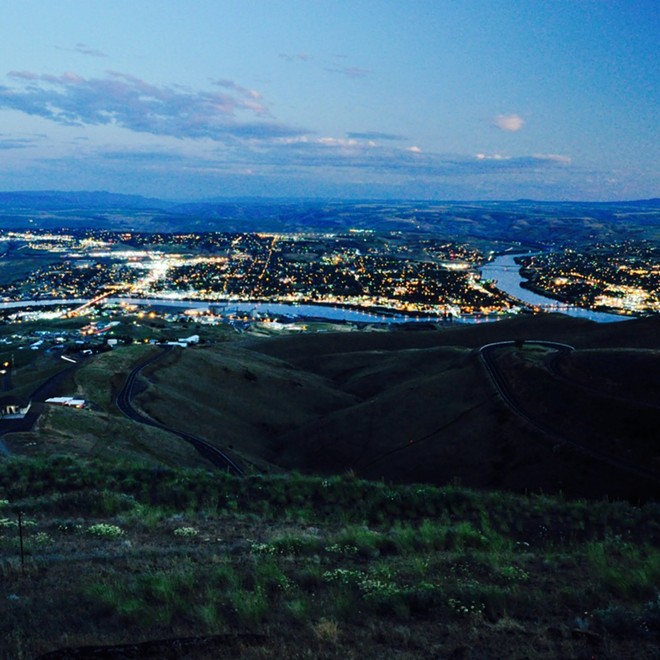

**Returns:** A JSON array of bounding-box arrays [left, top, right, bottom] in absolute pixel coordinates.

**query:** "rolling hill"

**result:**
[[127, 314, 660, 500]]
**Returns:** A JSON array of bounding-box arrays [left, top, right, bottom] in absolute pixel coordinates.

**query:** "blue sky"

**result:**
[[0, 0, 657, 200]]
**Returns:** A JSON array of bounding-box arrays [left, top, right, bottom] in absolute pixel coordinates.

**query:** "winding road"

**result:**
[[116, 346, 243, 476], [479, 340, 660, 483], [0, 355, 86, 452]]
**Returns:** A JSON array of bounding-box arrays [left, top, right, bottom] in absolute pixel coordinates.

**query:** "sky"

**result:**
[[0, 0, 657, 201]]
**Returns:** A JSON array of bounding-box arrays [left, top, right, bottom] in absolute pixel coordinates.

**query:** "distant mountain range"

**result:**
[[0, 191, 658, 245], [0, 190, 658, 211], [0, 190, 174, 211]]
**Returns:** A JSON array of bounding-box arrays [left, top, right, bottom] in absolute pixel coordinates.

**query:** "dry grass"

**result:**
[[74, 344, 156, 412], [4, 393, 213, 471], [313, 618, 340, 644], [122, 316, 660, 498], [136, 344, 356, 465]]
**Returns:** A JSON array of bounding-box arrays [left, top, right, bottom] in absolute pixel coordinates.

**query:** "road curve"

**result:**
[[0, 355, 87, 448], [479, 340, 660, 484], [116, 346, 243, 476]]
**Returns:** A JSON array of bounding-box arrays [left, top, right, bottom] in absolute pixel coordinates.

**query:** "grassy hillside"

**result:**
[[0, 315, 658, 657], [1, 457, 659, 659], [129, 314, 660, 499], [1, 344, 215, 471], [135, 343, 357, 470]]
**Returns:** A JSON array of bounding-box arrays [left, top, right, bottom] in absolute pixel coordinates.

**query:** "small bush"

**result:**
[[255, 560, 292, 595], [313, 618, 340, 643], [30, 532, 52, 547], [173, 526, 199, 538], [88, 523, 124, 539]]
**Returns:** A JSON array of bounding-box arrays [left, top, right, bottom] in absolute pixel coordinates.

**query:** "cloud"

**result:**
[[279, 53, 311, 63], [493, 114, 524, 132], [228, 135, 566, 180], [56, 43, 108, 58], [280, 52, 368, 79], [0, 135, 40, 150], [346, 131, 406, 141], [0, 70, 305, 141], [476, 153, 508, 160], [0, 133, 584, 200], [325, 65, 370, 79], [472, 153, 571, 171], [74, 43, 108, 58], [99, 149, 189, 163], [211, 78, 263, 102]]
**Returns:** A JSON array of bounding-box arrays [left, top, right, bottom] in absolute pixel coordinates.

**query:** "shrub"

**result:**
[[313, 618, 340, 643], [255, 560, 292, 595], [270, 534, 321, 556], [88, 523, 124, 539], [587, 540, 660, 599], [173, 526, 199, 538]]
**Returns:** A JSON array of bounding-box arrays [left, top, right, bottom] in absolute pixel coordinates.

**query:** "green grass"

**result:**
[[32, 405, 210, 469], [0, 457, 659, 658], [74, 343, 155, 412]]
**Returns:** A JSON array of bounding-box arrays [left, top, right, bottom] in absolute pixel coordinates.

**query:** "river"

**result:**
[[0, 256, 629, 324], [0, 296, 440, 325], [480, 253, 627, 323]]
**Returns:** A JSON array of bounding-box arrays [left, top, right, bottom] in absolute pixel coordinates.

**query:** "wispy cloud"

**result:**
[[281, 52, 369, 79], [0, 70, 305, 141], [532, 153, 572, 164], [99, 149, 190, 163], [473, 153, 571, 170], [279, 53, 311, 63], [1, 132, 579, 200], [346, 131, 406, 141], [211, 78, 263, 103], [56, 43, 108, 58], [232, 136, 570, 178], [325, 65, 370, 79], [492, 114, 524, 132], [74, 43, 108, 58], [0, 135, 41, 150]]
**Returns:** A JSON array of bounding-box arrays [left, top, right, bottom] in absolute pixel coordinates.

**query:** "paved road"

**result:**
[[115, 346, 243, 476], [479, 340, 660, 483]]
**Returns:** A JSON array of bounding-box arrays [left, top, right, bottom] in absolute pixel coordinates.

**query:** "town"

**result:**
[[0, 228, 509, 320], [0, 229, 657, 330], [517, 241, 659, 315]]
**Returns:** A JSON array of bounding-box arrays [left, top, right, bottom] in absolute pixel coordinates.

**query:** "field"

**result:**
[[1, 458, 659, 659]]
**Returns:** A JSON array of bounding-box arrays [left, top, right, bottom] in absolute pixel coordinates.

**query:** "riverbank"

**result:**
[[481, 253, 628, 323]]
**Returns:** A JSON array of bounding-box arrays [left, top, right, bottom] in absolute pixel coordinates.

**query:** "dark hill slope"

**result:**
[[135, 343, 356, 469], [133, 314, 660, 498], [245, 314, 660, 363]]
